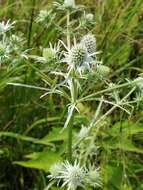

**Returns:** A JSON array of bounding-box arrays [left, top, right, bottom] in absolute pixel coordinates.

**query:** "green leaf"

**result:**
[[103, 137, 143, 154], [0, 132, 53, 147], [104, 165, 123, 189], [42, 127, 67, 142], [107, 121, 143, 137], [14, 150, 62, 172]]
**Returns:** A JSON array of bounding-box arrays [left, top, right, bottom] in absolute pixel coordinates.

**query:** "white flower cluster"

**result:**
[[48, 160, 102, 190], [0, 20, 28, 65]]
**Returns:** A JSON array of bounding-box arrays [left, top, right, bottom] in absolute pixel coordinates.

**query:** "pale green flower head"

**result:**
[[43, 48, 56, 62], [86, 168, 102, 188], [85, 13, 94, 22], [97, 65, 111, 77], [64, 0, 76, 8]]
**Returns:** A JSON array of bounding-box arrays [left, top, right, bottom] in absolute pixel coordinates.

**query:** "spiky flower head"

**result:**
[[59, 160, 86, 190], [43, 48, 57, 62], [86, 168, 102, 188], [0, 20, 15, 34], [97, 65, 111, 77], [81, 34, 96, 55], [70, 44, 87, 67]]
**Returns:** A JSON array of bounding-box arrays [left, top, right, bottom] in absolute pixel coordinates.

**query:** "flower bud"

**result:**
[[87, 169, 101, 188], [85, 13, 94, 22], [97, 65, 111, 77], [64, 0, 76, 8], [42, 48, 57, 62]]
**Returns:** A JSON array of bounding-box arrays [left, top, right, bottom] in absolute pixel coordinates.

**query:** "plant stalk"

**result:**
[[27, 0, 36, 48], [66, 9, 74, 163], [68, 114, 74, 163]]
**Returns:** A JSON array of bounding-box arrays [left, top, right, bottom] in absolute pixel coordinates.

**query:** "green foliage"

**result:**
[[14, 150, 62, 172]]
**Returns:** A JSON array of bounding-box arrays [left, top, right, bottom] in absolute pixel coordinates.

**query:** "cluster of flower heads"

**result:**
[[0, 20, 28, 65], [48, 160, 102, 190], [64, 34, 99, 74]]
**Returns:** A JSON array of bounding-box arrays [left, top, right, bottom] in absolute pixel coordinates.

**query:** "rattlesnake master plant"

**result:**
[[7, 2, 143, 189]]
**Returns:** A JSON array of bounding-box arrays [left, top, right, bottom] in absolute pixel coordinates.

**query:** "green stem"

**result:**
[[79, 79, 140, 102], [68, 114, 74, 163], [27, 0, 36, 48], [66, 9, 74, 163]]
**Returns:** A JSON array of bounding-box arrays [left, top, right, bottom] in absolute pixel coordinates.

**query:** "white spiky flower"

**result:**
[[64, 0, 76, 8], [81, 34, 96, 55], [65, 44, 93, 74], [0, 20, 15, 34], [59, 160, 87, 190]]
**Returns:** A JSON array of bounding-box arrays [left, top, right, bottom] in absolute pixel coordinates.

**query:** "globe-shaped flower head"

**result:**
[[70, 44, 87, 67], [64, 0, 76, 8], [81, 34, 96, 55], [59, 160, 87, 190]]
